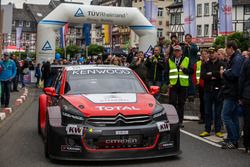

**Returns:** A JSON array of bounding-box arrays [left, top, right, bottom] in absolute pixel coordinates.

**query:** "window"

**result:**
[[170, 13, 181, 25], [26, 21, 30, 27], [12, 20, 15, 26], [204, 24, 209, 36], [197, 25, 202, 36], [18, 21, 23, 27], [197, 4, 202, 17], [212, 2, 218, 15], [159, 21, 162, 25], [134, 0, 137, 3], [176, 13, 181, 24], [204, 3, 209, 16], [157, 28, 163, 37], [158, 8, 163, 17], [26, 34, 30, 40], [244, 6, 250, 15]]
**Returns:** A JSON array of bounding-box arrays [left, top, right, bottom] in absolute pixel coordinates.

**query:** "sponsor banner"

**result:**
[[219, 0, 233, 35], [83, 93, 137, 103], [104, 24, 110, 45], [2, 4, 13, 34], [144, 0, 157, 25], [192, 37, 214, 43], [60, 23, 68, 48], [83, 24, 91, 46], [16, 27, 22, 49], [23, 70, 36, 84], [183, 0, 196, 37]]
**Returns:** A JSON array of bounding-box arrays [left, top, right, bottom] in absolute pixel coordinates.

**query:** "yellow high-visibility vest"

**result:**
[[169, 57, 189, 87], [196, 60, 202, 85]]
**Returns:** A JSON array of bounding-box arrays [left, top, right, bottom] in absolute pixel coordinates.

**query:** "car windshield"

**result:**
[[65, 68, 146, 94]]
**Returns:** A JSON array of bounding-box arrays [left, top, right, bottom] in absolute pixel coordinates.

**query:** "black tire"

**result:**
[[44, 113, 50, 159], [38, 103, 41, 135]]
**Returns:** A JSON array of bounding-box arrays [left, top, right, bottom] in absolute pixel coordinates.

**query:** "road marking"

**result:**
[[180, 129, 222, 148], [184, 115, 199, 121]]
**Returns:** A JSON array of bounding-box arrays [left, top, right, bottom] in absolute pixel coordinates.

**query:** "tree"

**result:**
[[213, 32, 250, 51], [87, 44, 104, 56], [66, 45, 81, 58]]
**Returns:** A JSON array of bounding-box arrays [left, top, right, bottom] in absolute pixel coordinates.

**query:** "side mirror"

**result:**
[[149, 86, 160, 95], [43, 87, 57, 97]]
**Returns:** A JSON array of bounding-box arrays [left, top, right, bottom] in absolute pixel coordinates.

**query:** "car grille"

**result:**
[[87, 114, 152, 127], [84, 134, 158, 150]]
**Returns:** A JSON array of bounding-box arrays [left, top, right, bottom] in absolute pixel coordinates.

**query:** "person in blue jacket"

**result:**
[[0, 53, 17, 108]]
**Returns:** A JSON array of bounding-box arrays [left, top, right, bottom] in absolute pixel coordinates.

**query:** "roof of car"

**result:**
[[65, 65, 131, 71]]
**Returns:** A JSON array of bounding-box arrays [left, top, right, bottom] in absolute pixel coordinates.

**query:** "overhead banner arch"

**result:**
[[36, 3, 157, 63]]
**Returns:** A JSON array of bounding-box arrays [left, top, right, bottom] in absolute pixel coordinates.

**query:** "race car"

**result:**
[[38, 65, 181, 161]]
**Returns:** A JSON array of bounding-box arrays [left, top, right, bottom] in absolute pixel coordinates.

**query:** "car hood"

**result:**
[[62, 93, 156, 117]]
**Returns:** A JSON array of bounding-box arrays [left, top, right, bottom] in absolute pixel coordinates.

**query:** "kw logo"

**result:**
[[75, 8, 84, 17], [42, 41, 52, 51], [66, 125, 83, 135]]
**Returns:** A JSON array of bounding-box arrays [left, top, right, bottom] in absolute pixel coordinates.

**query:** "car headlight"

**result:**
[[153, 110, 167, 121], [61, 99, 85, 125], [152, 104, 167, 122]]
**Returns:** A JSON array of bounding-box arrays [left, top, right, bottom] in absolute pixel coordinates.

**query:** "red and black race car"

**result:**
[[38, 65, 181, 161]]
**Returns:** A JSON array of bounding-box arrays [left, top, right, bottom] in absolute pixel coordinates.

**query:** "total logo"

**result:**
[[96, 106, 141, 111], [75, 8, 84, 17]]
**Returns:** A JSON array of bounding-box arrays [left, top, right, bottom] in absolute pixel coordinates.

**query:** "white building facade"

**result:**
[[168, 0, 250, 47]]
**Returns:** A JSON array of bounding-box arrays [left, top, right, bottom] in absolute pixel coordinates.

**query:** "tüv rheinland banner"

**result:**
[[183, 0, 196, 37], [219, 0, 233, 35]]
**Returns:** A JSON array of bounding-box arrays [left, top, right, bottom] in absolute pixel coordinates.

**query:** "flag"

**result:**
[[83, 24, 91, 46], [145, 45, 153, 57], [16, 27, 22, 49], [219, 0, 233, 35], [144, 0, 157, 25], [183, 0, 196, 37], [60, 23, 68, 48]]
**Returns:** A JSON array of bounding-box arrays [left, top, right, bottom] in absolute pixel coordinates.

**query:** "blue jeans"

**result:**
[[204, 92, 222, 133], [221, 99, 240, 144]]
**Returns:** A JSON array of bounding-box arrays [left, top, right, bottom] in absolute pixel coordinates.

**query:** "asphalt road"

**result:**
[[0, 89, 249, 167]]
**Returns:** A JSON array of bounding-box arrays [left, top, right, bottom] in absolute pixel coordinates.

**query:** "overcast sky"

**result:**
[[2, 0, 92, 8]]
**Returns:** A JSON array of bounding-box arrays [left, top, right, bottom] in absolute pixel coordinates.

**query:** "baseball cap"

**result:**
[[208, 47, 215, 53], [3, 52, 9, 56], [173, 45, 182, 51]]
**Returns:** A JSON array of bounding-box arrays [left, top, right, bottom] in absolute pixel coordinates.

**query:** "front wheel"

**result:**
[[44, 113, 50, 159]]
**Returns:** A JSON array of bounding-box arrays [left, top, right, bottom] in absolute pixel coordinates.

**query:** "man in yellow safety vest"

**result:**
[[165, 45, 194, 128]]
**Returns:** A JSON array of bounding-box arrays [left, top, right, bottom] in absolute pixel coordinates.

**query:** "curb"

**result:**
[[0, 88, 29, 122]]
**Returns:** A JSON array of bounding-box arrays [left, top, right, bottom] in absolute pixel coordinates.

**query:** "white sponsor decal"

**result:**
[[72, 69, 131, 75], [96, 106, 141, 111], [83, 93, 136, 103], [66, 124, 83, 135], [115, 130, 129, 135], [157, 122, 170, 132]]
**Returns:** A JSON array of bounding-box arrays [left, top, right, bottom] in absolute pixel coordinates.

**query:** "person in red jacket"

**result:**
[[193, 49, 209, 124]]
